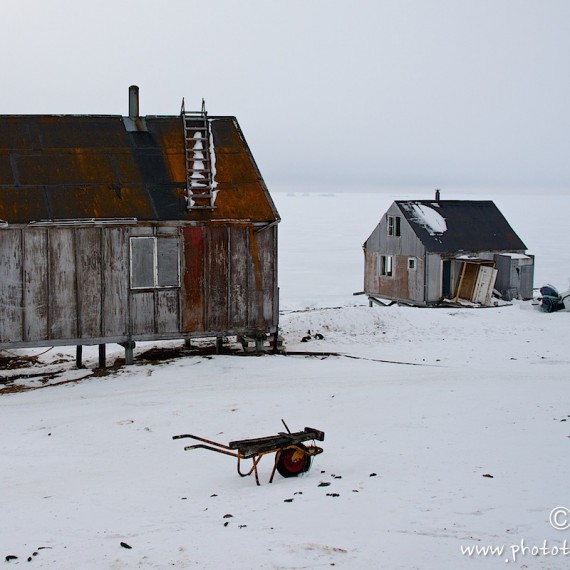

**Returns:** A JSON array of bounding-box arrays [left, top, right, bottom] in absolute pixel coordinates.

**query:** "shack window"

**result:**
[[387, 216, 401, 237], [130, 237, 180, 289], [380, 255, 393, 277], [408, 258, 416, 270]]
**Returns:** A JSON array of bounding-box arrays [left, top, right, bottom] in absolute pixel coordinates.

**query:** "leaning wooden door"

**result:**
[[472, 266, 498, 305]]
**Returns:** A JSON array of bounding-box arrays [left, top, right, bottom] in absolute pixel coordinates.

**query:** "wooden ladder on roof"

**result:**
[[181, 98, 215, 210]]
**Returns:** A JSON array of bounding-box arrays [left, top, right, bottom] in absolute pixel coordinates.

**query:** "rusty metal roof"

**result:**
[[396, 200, 527, 253], [0, 114, 279, 224]]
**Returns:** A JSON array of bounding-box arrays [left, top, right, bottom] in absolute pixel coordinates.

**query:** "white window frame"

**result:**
[[387, 215, 401, 237], [130, 236, 181, 289], [380, 255, 393, 277], [408, 257, 416, 270]]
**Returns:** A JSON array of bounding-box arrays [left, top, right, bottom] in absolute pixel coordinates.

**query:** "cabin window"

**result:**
[[130, 237, 180, 289], [387, 215, 401, 237], [408, 258, 416, 270], [380, 255, 393, 277]]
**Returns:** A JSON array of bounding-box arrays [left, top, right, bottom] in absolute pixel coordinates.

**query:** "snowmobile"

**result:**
[[538, 284, 570, 312]]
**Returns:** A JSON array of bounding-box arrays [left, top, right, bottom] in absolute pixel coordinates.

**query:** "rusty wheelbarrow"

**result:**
[[172, 421, 325, 485]]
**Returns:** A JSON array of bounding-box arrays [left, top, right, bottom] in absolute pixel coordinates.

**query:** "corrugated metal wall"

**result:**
[[493, 253, 535, 300]]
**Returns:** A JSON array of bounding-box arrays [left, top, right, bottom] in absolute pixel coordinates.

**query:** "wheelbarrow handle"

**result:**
[[172, 433, 232, 450], [184, 443, 239, 458]]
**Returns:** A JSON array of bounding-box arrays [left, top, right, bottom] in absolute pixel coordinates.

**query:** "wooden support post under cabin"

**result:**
[[184, 338, 192, 349], [255, 335, 266, 353], [76, 345, 83, 369], [122, 340, 136, 365], [98, 344, 106, 369], [215, 336, 223, 354]]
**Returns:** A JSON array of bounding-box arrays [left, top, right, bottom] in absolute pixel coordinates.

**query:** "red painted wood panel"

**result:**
[[181, 226, 205, 332], [205, 226, 229, 331]]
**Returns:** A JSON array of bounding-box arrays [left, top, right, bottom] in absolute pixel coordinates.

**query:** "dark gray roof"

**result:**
[[396, 200, 527, 253], [0, 115, 278, 224]]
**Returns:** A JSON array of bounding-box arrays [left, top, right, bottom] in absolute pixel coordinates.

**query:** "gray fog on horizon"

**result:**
[[1, 0, 568, 193]]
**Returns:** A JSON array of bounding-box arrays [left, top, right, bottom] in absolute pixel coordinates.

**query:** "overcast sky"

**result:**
[[1, 1, 569, 192]]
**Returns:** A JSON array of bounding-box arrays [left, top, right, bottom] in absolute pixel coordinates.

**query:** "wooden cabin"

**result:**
[[0, 87, 279, 363], [363, 194, 534, 306]]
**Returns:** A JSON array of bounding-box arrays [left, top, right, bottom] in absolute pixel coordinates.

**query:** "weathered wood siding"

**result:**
[[205, 225, 230, 331], [156, 289, 179, 334], [23, 229, 48, 341], [229, 226, 249, 328], [131, 292, 155, 336], [102, 228, 130, 337], [364, 250, 426, 303], [363, 203, 426, 303], [255, 225, 277, 324], [181, 226, 205, 332], [181, 224, 277, 335], [0, 230, 23, 343], [75, 228, 102, 338], [0, 222, 277, 349], [425, 253, 443, 303], [49, 228, 77, 339]]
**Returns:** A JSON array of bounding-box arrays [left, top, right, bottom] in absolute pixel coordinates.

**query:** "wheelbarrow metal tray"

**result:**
[[228, 427, 325, 459]]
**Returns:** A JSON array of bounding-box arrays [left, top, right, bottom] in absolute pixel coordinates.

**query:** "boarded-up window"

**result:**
[[157, 238, 180, 287], [130, 237, 180, 289]]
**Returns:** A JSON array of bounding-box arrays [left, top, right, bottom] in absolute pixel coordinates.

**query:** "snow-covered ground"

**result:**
[[2, 191, 570, 569]]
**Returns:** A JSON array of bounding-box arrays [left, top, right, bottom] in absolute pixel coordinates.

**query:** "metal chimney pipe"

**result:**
[[129, 85, 139, 118], [435, 189, 441, 201]]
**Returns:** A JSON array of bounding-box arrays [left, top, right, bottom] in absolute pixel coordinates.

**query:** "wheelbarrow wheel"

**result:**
[[276, 444, 312, 478]]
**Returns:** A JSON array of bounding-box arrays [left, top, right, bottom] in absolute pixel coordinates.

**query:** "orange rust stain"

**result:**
[[0, 115, 278, 224], [162, 149, 186, 182]]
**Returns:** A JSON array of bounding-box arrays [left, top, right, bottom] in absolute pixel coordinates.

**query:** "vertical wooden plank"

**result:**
[[156, 289, 180, 333], [22, 228, 48, 342], [247, 225, 264, 328], [363, 250, 377, 294], [255, 226, 276, 324], [229, 226, 249, 328], [271, 224, 279, 328], [0, 230, 23, 343], [48, 228, 77, 340], [425, 253, 445, 303], [103, 227, 129, 337], [130, 292, 155, 336], [205, 225, 229, 331], [75, 227, 102, 339], [181, 226, 204, 332]]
